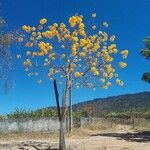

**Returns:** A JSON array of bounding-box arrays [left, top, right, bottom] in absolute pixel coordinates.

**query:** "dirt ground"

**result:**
[[0, 125, 149, 150]]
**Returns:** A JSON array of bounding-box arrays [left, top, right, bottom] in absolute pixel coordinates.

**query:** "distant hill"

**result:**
[[1, 91, 150, 119], [73, 91, 150, 117]]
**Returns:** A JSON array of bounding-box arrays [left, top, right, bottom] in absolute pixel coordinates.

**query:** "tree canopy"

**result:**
[[17, 14, 128, 90], [141, 37, 150, 83]]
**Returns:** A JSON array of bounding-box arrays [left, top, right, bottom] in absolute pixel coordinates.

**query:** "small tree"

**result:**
[[141, 37, 150, 83], [17, 13, 128, 149]]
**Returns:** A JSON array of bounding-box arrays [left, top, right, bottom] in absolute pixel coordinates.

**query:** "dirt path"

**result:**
[[0, 126, 149, 150]]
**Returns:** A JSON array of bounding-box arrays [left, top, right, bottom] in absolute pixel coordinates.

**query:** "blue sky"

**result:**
[[0, 0, 150, 114]]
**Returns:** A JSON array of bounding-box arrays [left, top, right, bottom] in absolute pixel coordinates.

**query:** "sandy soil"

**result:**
[[0, 125, 149, 150]]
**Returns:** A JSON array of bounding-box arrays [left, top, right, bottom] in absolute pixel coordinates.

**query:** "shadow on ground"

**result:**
[[90, 131, 150, 143]]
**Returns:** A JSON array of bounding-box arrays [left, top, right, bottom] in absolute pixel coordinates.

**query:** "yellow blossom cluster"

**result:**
[[110, 35, 115, 42], [90, 66, 99, 76], [37, 42, 53, 55], [75, 71, 83, 78], [108, 44, 118, 54], [39, 18, 47, 25], [119, 62, 127, 68], [71, 43, 78, 56], [22, 25, 36, 33], [22, 25, 31, 33], [104, 64, 115, 73], [69, 15, 83, 27], [102, 47, 113, 62], [69, 15, 86, 37], [121, 50, 128, 59], [116, 78, 124, 86]]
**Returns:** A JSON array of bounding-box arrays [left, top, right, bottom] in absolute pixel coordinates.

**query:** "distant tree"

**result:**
[[0, 16, 14, 90], [141, 37, 150, 83]]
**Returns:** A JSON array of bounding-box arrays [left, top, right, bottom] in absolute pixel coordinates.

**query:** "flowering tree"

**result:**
[[17, 13, 128, 132]]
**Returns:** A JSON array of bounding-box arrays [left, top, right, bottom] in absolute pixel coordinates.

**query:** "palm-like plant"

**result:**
[[141, 37, 150, 83]]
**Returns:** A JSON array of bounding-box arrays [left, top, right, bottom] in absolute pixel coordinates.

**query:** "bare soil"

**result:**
[[0, 125, 149, 150]]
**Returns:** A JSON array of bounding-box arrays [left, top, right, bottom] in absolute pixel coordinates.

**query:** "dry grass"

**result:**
[[85, 122, 108, 131], [0, 131, 58, 141]]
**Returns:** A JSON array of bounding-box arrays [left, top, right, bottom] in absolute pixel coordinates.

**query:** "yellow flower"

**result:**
[[38, 42, 53, 55], [100, 78, 105, 83], [80, 39, 87, 47], [103, 22, 109, 28], [119, 81, 124, 86], [92, 25, 96, 30], [75, 71, 82, 78], [16, 54, 21, 59], [45, 58, 49, 62], [121, 50, 128, 55], [32, 32, 36, 37], [116, 78, 121, 83], [103, 72, 108, 78], [17, 37, 23, 42], [40, 18, 47, 25], [113, 48, 118, 53], [76, 16, 82, 23], [23, 59, 32, 67], [119, 62, 127, 68], [79, 52, 86, 57], [61, 45, 65, 48], [106, 82, 111, 86], [32, 52, 38, 57], [121, 50, 128, 59], [110, 35, 115, 42], [30, 37, 34, 41], [26, 51, 31, 55], [31, 27, 36, 31], [91, 66, 97, 72], [79, 23, 84, 29], [93, 71, 99, 76], [102, 85, 108, 90], [61, 54, 66, 58], [25, 42, 33, 47], [92, 13, 96, 18], [22, 25, 31, 33], [69, 16, 77, 27], [36, 35, 42, 40]]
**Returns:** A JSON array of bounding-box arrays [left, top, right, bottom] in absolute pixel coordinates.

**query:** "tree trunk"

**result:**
[[53, 80, 66, 150], [59, 117, 66, 150], [69, 86, 72, 132], [63, 75, 70, 132]]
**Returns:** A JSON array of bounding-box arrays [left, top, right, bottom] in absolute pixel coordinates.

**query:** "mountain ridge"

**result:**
[[73, 91, 150, 116]]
